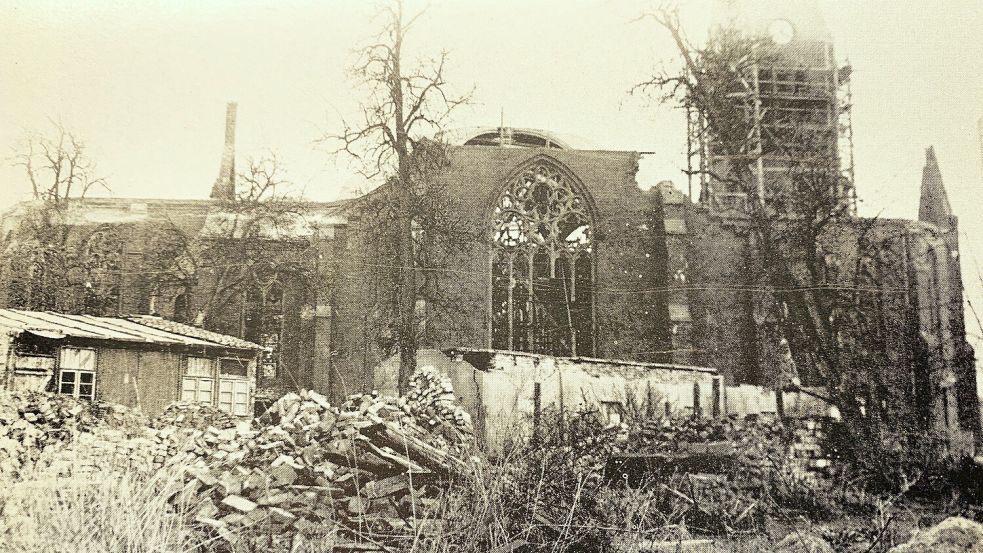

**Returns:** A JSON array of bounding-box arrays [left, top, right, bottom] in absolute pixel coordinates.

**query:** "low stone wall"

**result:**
[[618, 413, 839, 486]]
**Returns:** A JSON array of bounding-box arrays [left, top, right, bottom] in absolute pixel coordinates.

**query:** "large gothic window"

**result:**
[[491, 160, 594, 356]]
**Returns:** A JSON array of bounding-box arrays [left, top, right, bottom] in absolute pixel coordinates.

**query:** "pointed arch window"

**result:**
[[243, 276, 285, 380], [490, 160, 594, 356]]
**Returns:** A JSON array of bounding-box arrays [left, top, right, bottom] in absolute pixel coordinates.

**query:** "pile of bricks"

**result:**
[[788, 417, 834, 481], [152, 401, 240, 431], [619, 414, 837, 486], [0, 369, 479, 550], [0, 390, 144, 477], [171, 370, 477, 550], [40, 426, 181, 476], [403, 366, 473, 433]]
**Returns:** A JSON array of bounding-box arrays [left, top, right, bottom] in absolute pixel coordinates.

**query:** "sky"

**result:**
[[2, 0, 983, 348]]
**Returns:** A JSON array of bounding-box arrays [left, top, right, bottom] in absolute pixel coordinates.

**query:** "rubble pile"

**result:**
[[0, 391, 144, 477], [402, 366, 473, 433], [627, 414, 786, 454], [173, 368, 478, 550], [152, 401, 240, 431], [41, 426, 180, 476], [624, 415, 833, 477]]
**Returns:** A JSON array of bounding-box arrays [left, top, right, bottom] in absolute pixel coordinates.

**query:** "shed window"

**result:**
[[59, 369, 95, 400], [181, 357, 214, 404], [219, 358, 248, 377], [186, 357, 213, 377], [60, 347, 96, 371], [181, 376, 214, 404], [218, 379, 250, 416], [58, 347, 96, 400]]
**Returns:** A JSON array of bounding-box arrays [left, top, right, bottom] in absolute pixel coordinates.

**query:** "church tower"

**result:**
[[917, 146, 980, 442], [919, 146, 956, 231], [701, 1, 855, 213], [210, 102, 237, 201]]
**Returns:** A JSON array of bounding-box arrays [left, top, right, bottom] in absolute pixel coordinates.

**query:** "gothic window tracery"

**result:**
[[78, 227, 123, 314], [490, 160, 594, 356], [243, 275, 285, 381]]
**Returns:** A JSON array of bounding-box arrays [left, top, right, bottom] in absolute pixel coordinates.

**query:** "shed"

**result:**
[[0, 309, 265, 417]]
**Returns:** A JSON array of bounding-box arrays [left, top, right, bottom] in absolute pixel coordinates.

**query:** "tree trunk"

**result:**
[[392, 1, 417, 394]]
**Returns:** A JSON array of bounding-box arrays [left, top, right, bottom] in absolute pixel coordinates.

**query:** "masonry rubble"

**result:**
[[166, 366, 478, 549], [0, 390, 146, 477], [619, 414, 836, 482], [1, 365, 845, 551], [1, 367, 478, 549]]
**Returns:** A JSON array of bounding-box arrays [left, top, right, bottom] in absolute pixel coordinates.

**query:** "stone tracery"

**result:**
[[490, 160, 594, 356]]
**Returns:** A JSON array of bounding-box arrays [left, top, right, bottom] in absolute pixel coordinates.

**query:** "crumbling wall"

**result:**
[[330, 147, 677, 402], [436, 350, 719, 455]]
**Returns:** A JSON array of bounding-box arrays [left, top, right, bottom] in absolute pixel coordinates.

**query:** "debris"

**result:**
[[170, 368, 478, 549], [888, 516, 983, 553], [0, 369, 478, 551]]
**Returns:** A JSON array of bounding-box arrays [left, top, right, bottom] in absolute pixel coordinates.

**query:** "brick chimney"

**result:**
[[210, 102, 237, 201]]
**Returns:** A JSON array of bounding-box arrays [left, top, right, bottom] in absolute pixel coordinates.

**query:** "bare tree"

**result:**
[[14, 123, 108, 206], [143, 154, 319, 390], [1, 124, 119, 314], [634, 8, 926, 459], [147, 155, 314, 324], [325, 0, 471, 393]]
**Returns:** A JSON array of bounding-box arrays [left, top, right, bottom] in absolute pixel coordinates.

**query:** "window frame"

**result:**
[[217, 378, 250, 416], [216, 356, 251, 416], [489, 159, 597, 357], [59, 369, 96, 400], [58, 347, 97, 400], [181, 356, 215, 405]]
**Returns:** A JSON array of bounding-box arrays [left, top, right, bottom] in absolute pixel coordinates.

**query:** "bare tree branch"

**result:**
[[320, 0, 472, 393]]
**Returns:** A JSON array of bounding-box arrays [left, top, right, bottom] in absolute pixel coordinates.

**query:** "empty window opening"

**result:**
[[219, 357, 249, 377], [243, 281, 284, 380], [601, 401, 624, 426]]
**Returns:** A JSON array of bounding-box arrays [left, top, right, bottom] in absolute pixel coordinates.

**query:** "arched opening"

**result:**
[[172, 292, 190, 323], [244, 278, 285, 380], [490, 159, 594, 356]]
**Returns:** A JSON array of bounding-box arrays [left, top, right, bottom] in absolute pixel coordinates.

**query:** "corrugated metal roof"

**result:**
[[0, 309, 263, 351]]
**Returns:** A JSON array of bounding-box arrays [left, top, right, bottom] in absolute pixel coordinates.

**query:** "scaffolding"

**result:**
[[694, 37, 857, 215]]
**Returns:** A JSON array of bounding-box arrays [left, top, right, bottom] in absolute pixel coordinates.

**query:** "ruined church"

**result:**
[[0, 3, 977, 447]]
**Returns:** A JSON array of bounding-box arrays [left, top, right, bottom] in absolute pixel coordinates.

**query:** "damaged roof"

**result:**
[[0, 309, 264, 351], [127, 316, 264, 351]]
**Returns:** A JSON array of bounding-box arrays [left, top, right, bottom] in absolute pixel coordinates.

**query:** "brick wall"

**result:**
[[329, 147, 677, 401]]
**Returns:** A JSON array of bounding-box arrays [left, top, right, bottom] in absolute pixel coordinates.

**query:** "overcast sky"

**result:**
[[2, 0, 983, 348]]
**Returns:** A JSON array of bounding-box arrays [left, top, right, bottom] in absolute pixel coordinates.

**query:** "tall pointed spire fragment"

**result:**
[[210, 102, 237, 201], [918, 146, 954, 230]]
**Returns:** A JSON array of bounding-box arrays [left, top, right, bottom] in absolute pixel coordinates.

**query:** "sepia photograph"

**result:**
[[1, 0, 982, 551]]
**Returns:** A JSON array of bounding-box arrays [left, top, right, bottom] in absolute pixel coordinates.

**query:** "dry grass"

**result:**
[[0, 464, 205, 553], [0, 410, 968, 553]]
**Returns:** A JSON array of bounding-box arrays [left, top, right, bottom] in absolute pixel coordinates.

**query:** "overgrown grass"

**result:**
[[0, 463, 206, 553], [0, 408, 976, 553]]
